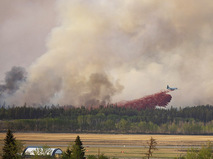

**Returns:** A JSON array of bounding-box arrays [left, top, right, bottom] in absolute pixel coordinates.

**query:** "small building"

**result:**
[[22, 146, 63, 158]]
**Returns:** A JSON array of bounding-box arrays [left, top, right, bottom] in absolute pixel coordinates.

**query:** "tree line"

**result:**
[[0, 105, 213, 134]]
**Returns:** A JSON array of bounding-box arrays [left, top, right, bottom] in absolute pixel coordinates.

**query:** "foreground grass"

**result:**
[[0, 133, 212, 158]]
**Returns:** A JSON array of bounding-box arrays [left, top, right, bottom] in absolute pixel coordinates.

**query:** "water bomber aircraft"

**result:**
[[167, 85, 178, 91]]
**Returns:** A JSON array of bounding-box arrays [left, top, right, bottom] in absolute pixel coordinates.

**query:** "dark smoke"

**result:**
[[80, 73, 123, 106], [0, 66, 27, 95]]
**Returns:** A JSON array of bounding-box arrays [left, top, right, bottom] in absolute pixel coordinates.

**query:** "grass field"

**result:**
[[0, 133, 212, 158]]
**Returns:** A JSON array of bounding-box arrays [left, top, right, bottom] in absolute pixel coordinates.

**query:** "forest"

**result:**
[[0, 104, 213, 134]]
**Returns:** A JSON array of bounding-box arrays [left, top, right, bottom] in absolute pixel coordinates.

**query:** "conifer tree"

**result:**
[[71, 136, 85, 159], [2, 129, 19, 159], [62, 144, 72, 159]]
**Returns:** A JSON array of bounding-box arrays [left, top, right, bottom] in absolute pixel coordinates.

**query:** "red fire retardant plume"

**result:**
[[116, 90, 172, 110]]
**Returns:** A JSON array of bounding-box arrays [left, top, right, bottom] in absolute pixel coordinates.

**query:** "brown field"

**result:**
[[0, 133, 213, 158]]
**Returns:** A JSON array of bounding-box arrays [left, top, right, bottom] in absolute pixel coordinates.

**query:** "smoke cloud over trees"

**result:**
[[0, 67, 27, 99], [1, 0, 213, 107]]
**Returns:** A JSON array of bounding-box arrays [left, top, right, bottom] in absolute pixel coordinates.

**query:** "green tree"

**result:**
[[103, 119, 115, 131], [184, 141, 213, 159], [15, 140, 24, 156], [98, 154, 109, 159], [2, 129, 21, 159], [62, 144, 72, 159], [71, 136, 85, 159], [115, 119, 130, 132], [0, 139, 2, 158], [184, 148, 199, 159], [87, 154, 110, 159], [87, 155, 97, 159]]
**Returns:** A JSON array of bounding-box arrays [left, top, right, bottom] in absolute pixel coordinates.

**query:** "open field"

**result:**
[[0, 133, 213, 158]]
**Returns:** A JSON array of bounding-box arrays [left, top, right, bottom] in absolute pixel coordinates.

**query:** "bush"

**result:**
[[184, 141, 212, 159], [87, 155, 97, 159]]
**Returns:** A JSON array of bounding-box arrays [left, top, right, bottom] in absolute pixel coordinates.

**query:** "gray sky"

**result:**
[[0, 0, 57, 81]]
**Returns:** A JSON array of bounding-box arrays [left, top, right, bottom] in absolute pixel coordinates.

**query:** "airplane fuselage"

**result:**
[[167, 85, 177, 91]]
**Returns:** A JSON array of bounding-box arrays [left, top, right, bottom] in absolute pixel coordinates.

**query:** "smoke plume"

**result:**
[[2, 0, 213, 107], [0, 67, 27, 97]]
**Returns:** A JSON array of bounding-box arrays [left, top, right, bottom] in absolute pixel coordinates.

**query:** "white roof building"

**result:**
[[22, 146, 63, 158]]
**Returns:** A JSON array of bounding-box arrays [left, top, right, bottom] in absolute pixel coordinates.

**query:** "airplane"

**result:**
[[167, 85, 178, 91]]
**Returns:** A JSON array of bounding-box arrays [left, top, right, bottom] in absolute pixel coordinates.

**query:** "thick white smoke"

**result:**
[[3, 0, 213, 107]]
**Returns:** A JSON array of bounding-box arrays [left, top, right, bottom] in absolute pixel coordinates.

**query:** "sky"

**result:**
[[0, 0, 213, 107], [0, 0, 57, 80]]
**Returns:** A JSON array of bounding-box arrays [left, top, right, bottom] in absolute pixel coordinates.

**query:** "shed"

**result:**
[[22, 146, 62, 158]]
